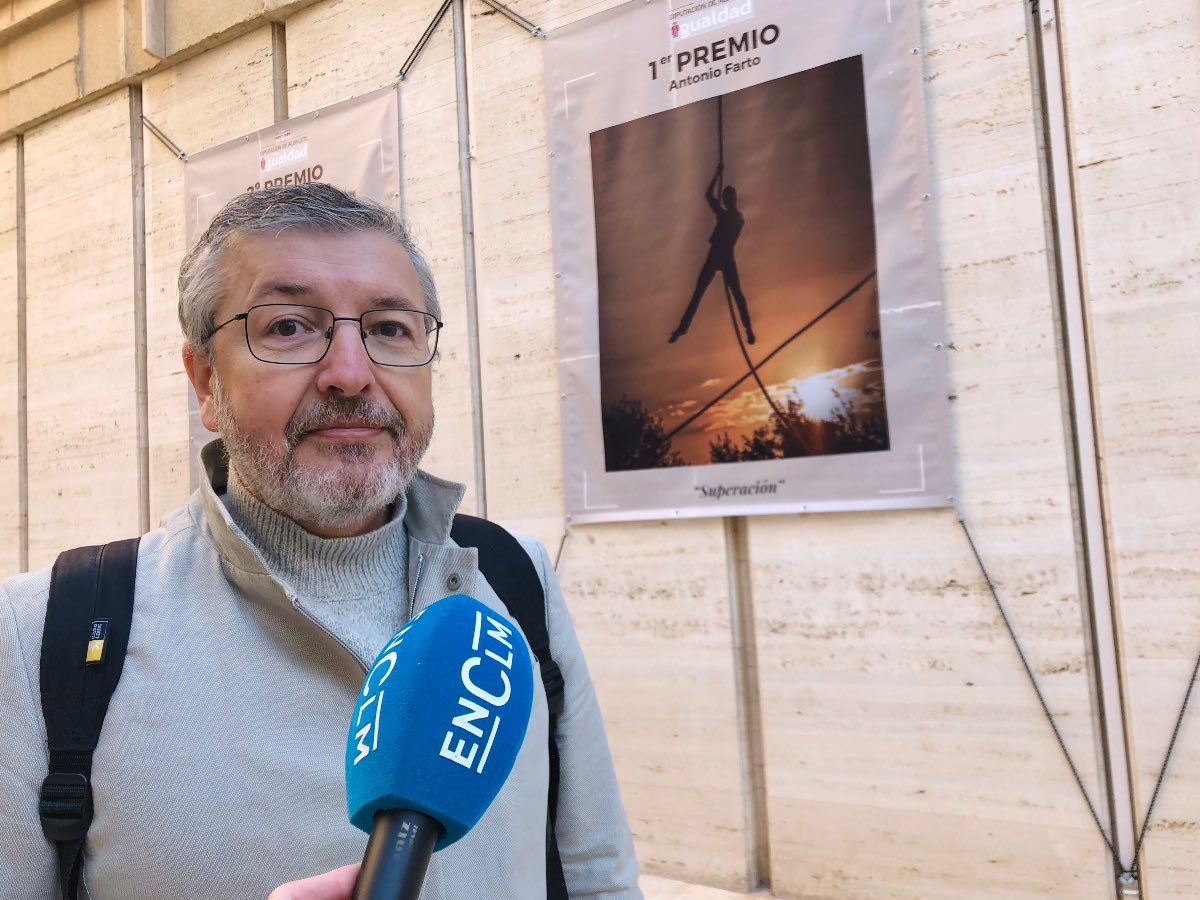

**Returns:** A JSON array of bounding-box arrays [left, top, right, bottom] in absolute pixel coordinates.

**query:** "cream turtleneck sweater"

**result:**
[[220, 465, 411, 666]]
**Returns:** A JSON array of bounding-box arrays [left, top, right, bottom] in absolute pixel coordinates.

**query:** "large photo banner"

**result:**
[[183, 86, 402, 484], [545, 0, 953, 523]]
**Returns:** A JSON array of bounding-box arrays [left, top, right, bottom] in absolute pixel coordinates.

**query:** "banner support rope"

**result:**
[[959, 513, 1200, 891], [397, 0, 453, 81], [397, 0, 544, 82]]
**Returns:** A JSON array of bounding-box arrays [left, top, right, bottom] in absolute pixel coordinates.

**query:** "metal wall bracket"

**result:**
[[141, 117, 187, 162], [478, 0, 545, 38]]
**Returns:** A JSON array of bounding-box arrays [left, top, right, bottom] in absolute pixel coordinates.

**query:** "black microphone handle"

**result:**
[[353, 808, 443, 900]]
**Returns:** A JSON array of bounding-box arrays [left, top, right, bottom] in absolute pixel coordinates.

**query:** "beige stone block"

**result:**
[[286, 0, 477, 513], [750, 510, 1109, 899], [5, 60, 77, 131], [0, 0, 166, 136], [23, 91, 138, 569], [1058, 1, 1200, 896], [142, 27, 275, 523], [78, 0, 125, 94], [285, 0, 446, 115], [558, 520, 750, 889], [161, 0, 316, 61], [640, 874, 749, 899], [536, 0, 629, 32], [0, 138, 18, 577], [7, 0, 75, 30], [5, 6, 76, 84]]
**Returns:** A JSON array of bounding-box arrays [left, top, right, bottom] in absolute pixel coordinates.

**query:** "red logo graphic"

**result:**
[[671, 22, 679, 37]]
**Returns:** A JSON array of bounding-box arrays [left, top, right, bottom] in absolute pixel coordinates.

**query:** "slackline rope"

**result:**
[[663, 270, 876, 443], [958, 514, 1200, 880]]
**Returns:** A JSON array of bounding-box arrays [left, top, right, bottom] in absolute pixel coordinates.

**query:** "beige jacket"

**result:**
[[0, 449, 641, 899]]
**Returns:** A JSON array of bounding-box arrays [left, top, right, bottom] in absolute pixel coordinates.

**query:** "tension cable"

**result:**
[[959, 514, 1200, 887]]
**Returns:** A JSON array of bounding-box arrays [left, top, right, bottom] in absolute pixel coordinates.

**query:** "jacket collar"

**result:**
[[197, 439, 467, 571]]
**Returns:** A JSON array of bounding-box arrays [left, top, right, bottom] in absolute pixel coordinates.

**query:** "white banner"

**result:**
[[545, 0, 954, 523], [184, 85, 401, 244], [182, 86, 402, 484]]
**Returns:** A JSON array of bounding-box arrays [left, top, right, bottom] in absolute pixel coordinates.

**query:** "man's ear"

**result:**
[[183, 344, 220, 433]]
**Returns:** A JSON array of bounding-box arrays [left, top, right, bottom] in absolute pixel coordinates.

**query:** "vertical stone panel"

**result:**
[[0, 139, 18, 576], [23, 92, 138, 568], [286, 0, 479, 513], [1060, 1, 1200, 895], [142, 28, 276, 524], [751, 1, 1112, 897], [465, 0, 639, 539], [468, 2, 562, 545], [556, 521, 750, 889]]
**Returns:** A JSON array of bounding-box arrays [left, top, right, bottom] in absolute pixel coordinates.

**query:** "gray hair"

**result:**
[[178, 183, 440, 354]]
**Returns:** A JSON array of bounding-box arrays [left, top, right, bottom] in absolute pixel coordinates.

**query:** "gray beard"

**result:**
[[211, 374, 432, 532]]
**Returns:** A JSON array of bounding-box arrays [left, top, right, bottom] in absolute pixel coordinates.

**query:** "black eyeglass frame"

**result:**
[[204, 303, 444, 367]]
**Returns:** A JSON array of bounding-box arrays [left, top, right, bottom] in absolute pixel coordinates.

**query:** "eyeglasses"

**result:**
[[204, 303, 443, 367]]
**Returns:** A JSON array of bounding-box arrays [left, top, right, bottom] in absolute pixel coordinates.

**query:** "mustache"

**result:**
[[284, 396, 405, 449]]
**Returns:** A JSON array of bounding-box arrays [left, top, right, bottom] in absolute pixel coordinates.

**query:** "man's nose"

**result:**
[[315, 319, 376, 395]]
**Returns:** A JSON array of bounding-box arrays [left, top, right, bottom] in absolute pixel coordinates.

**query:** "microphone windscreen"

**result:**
[[345, 594, 534, 850]]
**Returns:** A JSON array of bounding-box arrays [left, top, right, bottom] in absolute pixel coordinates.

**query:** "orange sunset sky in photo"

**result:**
[[592, 55, 886, 467]]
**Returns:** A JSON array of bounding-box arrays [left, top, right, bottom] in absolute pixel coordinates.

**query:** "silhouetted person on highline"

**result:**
[[669, 162, 755, 345]]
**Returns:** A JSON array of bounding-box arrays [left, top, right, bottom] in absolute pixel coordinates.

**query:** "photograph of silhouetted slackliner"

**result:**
[[591, 56, 887, 472]]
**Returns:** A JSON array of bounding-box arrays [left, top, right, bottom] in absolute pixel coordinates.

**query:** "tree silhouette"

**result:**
[[707, 424, 779, 463], [707, 393, 888, 463], [602, 396, 684, 471], [708, 432, 742, 463]]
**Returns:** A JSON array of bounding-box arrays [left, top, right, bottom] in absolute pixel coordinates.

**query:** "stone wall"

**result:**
[[1, 0, 1197, 896]]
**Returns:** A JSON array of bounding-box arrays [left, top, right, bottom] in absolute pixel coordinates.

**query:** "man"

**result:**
[[0, 183, 642, 899]]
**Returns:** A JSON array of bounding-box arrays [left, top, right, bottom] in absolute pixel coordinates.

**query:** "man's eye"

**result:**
[[373, 320, 413, 340], [267, 318, 310, 338]]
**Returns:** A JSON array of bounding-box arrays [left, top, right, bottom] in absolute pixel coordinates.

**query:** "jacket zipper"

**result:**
[[288, 550, 426, 671], [291, 601, 368, 672], [408, 551, 426, 619]]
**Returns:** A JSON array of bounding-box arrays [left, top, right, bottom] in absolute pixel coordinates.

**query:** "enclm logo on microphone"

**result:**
[[437, 610, 516, 775], [351, 620, 416, 765]]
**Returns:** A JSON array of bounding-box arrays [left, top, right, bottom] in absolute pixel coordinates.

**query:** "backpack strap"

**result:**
[[39, 537, 140, 900], [450, 514, 567, 900]]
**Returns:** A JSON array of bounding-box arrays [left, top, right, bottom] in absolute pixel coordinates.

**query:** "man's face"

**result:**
[[185, 229, 435, 538]]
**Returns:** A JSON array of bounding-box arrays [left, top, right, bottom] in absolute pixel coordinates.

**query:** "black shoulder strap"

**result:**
[[39, 537, 140, 900], [450, 514, 567, 900]]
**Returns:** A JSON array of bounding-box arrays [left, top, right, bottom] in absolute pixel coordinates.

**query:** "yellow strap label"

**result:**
[[85, 639, 105, 664]]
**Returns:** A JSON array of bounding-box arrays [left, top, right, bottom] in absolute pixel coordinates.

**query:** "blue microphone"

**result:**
[[345, 594, 535, 900]]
